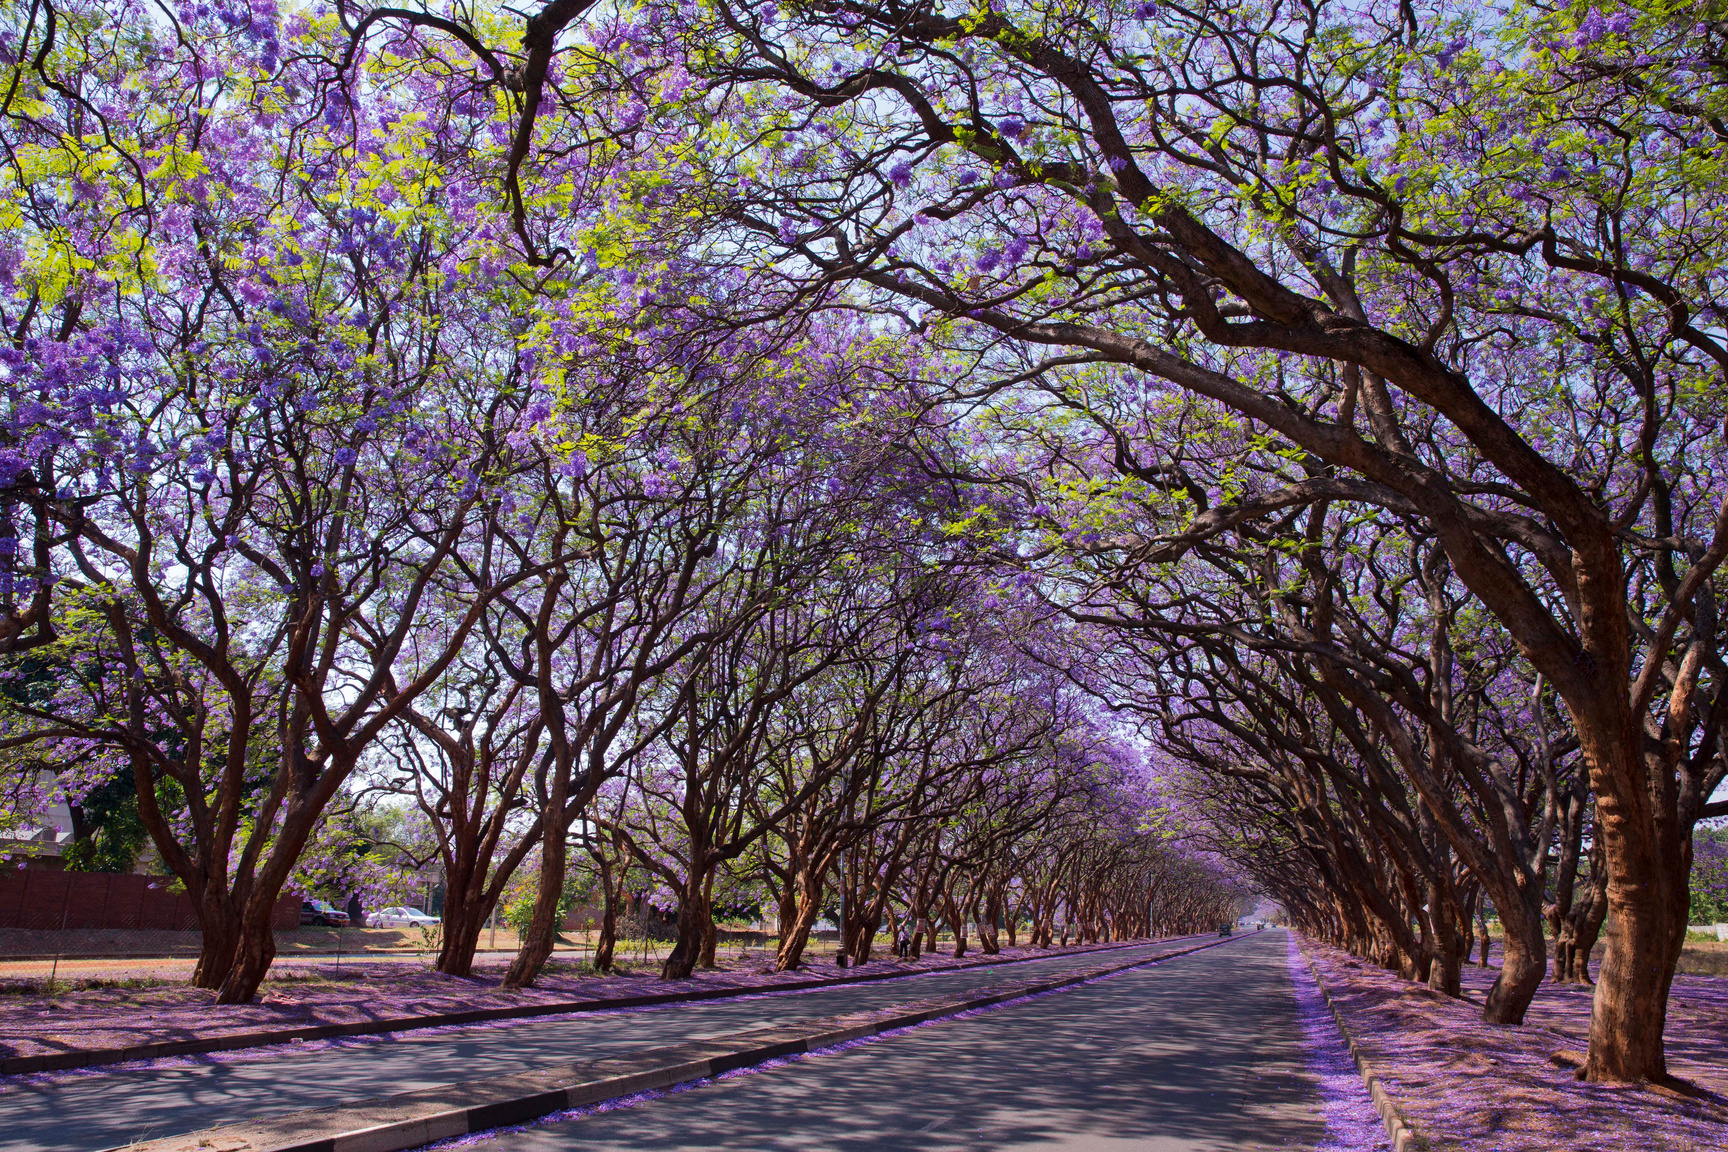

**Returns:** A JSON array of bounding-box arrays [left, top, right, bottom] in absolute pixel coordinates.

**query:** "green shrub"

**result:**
[[504, 879, 577, 935]]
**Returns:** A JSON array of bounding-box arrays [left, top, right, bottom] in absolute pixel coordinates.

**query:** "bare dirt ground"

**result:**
[[1304, 939, 1728, 1152]]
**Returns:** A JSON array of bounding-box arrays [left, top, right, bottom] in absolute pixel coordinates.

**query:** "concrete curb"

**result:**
[[104, 936, 1239, 1152], [1297, 941, 1423, 1152], [0, 937, 1184, 1078]]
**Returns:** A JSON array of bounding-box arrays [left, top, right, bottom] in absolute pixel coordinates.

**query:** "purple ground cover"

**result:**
[[1301, 939, 1728, 1151], [0, 940, 1145, 1063], [1283, 934, 1391, 1151]]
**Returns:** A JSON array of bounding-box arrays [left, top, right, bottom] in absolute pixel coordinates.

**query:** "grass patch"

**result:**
[[0, 973, 171, 997]]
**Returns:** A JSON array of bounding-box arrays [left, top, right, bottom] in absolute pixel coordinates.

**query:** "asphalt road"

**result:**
[[455, 928, 1328, 1152], [0, 937, 1225, 1152]]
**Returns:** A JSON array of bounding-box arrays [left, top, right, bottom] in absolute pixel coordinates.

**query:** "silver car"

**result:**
[[370, 906, 440, 928]]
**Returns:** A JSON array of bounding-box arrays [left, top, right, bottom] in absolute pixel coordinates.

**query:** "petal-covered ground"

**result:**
[[1284, 934, 1391, 1151], [1301, 939, 1728, 1152], [0, 940, 1140, 1063]]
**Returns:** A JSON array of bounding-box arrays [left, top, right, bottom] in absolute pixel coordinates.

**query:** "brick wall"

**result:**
[[0, 870, 299, 931]]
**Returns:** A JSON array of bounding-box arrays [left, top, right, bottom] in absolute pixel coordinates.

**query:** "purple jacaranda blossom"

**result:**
[[1573, 10, 1608, 47]]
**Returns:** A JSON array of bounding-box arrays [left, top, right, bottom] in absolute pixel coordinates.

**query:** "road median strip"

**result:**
[[1, 937, 1181, 1078], [1297, 941, 1423, 1152], [108, 936, 1239, 1152]]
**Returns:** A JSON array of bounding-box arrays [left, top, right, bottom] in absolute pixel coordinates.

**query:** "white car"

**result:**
[[370, 906, 440, 928]]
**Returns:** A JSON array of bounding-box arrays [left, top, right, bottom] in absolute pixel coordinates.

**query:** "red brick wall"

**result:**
[[0, 870, 298, 931]]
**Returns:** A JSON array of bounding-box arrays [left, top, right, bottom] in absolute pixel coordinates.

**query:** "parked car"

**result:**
[[370, 906, 439, 928], [301, 899, 351, 927]]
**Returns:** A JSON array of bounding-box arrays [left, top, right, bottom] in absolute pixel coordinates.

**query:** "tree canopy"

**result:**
[[0, 0, 1724, 1089]]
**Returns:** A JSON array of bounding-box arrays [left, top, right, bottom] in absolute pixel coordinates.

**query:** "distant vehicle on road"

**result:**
[[1218, 924, 1233, 937], [301, 899, 351, 927], [370, 906, 439, 928]]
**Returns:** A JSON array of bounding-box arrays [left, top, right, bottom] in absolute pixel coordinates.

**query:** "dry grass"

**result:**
[[1480, 928, 1728, 980], [1677, 939, 1728, 977]]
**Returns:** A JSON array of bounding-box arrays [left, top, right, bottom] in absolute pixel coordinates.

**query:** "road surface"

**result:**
[[0, 937, 1260, 1151], [451, 928, 1335, 1152]]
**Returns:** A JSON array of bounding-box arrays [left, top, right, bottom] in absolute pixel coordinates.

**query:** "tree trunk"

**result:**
[[776, 879, 798, 945], [1428, 928, 1462, 997], [1570, 903, 1607, 984], [1577, 721, 1696, 1083], [215, 891, 280, 1004], [1536, 770, 1584, 984], [943, 892, 966, 957], [1565, 844, 1609, 983], [504, 831, 569, 989], [698, 875, 718, 969], [661, 879, 709, 980], [435, 892, 493, 978], [700, 913, 718, 968], [978, 884, 1002, 955], [1483, 896, 1547, 1025], [595, 886, 619, 973], [1426, 865, 1464, 998], [191, 887, 241, 991], [775, 865, 824, 971], [909, 908, 929, 958], [1585, 883, 1686, 1081]]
